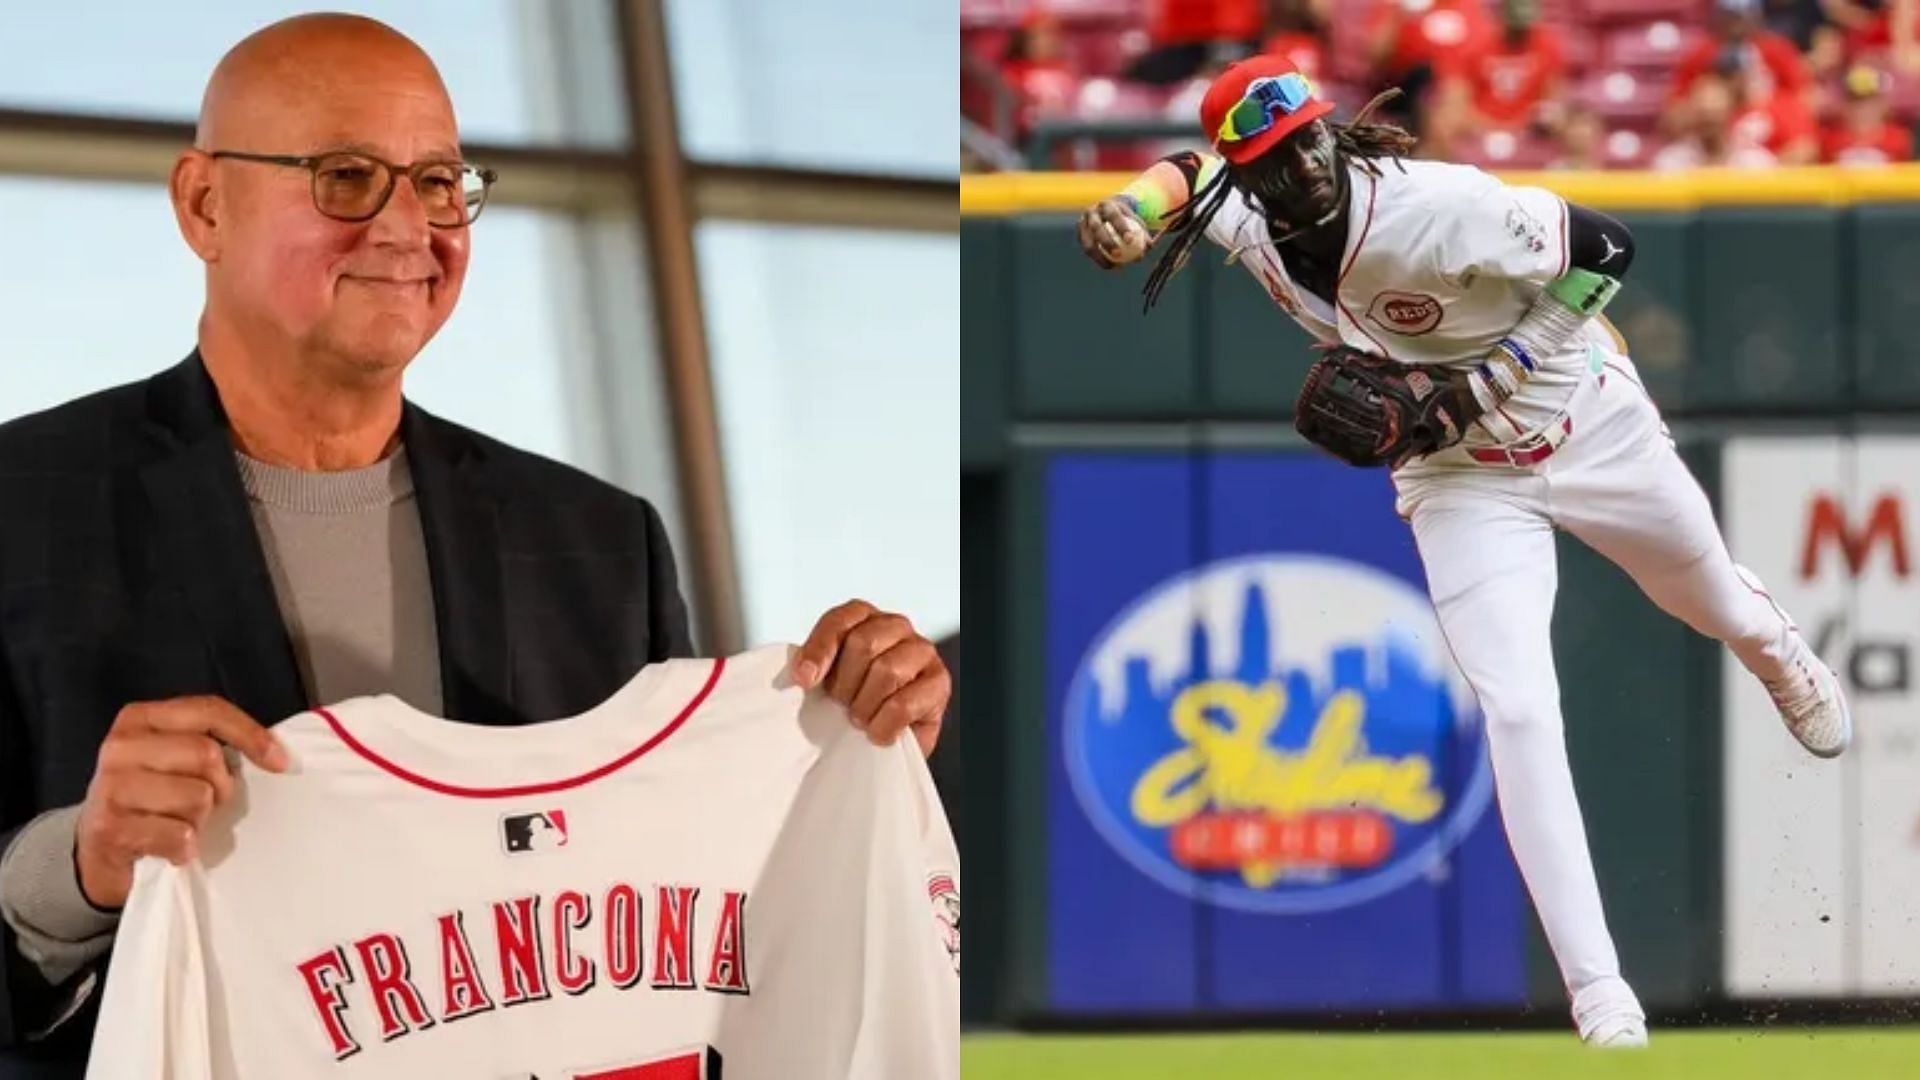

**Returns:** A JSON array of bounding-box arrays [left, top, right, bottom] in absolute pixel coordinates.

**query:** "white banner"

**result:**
[[1724, 437, 1920, 998]]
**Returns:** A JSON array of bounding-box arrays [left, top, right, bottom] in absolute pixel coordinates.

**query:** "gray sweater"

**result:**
[[0, 448, 440, 989]]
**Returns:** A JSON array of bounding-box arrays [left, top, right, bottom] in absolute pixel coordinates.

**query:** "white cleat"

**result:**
[[1571, 977, 1647, 1049], [1584, 1015, 1649, 1049], [1764, 638, 1852, 758]]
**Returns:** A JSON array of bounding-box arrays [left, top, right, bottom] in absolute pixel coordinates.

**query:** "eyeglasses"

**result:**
[[1216, 73, 1316, 145], [208, 150, 497, 228]]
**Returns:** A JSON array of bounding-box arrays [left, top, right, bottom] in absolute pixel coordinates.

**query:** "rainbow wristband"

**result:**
[[1118, 180, 1174, 231]]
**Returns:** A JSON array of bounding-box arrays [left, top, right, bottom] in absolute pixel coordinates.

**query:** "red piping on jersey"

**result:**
[[1335, 173, 1393, 357], [1602, 359, 1666, 420], [1740, 575, 1795, 627], [1603, 359, 1649, 397], [1337, 172, 1373, 284], [315, 657, 727, 799]]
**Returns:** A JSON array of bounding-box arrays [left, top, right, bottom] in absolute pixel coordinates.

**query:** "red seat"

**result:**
[[1072, 77, 1169, 118], [1553, 23, 1601, 74], [1580, 69, 1669, 123], [1327, 0, 1378, 82], [1576, 0, 1702, 23], [960, 0, 1022, 28], [1889, 69, 1920, 124], [1464, 128, 1563, 168], [1063, 25, 1147, 77], [1019, 76, 1163, 170], [1602, 19, 1702, 69], [1047, 0, 1148, 22], [1604, 128, 1655, 167], [1024, 68, 1089, 120]]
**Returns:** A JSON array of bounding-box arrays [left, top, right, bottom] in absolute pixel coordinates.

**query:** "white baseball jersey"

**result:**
[[85, 644, 960, 1080], [1204, 156, 1617, 444]]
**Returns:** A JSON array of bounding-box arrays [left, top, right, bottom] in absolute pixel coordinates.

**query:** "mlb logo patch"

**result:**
[[501, 809, 569, 854]]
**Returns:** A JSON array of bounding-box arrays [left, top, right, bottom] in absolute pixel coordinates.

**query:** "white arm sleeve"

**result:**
[[83, 858, 211, 1080], [1430, 173, 1570, 289]]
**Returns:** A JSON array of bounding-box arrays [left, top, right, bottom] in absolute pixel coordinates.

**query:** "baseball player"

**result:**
[[1075, 55, 1850, 1047], [83, 645, 959, 1079]]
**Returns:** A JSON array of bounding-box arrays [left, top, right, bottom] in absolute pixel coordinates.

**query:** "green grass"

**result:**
[[962, 1028, 1920, 1079]]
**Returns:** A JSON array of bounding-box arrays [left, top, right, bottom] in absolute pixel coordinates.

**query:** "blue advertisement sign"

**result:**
[[1045, 451, 1526, 1013]]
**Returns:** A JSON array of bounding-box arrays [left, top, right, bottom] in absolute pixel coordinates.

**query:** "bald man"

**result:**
[[0, 16, 948, 1072]]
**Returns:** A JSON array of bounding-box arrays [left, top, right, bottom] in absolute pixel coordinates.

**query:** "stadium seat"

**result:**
[[1062, 25, 1149, 77], [1327, 0, 1378, 82], [1606, 128, 1656, 166], [960, 0, 1022, 28], [1462, 129, 1562, 168], [1025, 69, 1090, 120], [1046, 0, 1147, 22], [1073, 77, 1168, 118], [965, 0, 1852, 172], [1889, 70, 1920, 124], [1554, 23, 1601, 74], [1602, 20, 1701, 70], [1580, 69, 1669, 124], [1575, 0, 1702, 23]]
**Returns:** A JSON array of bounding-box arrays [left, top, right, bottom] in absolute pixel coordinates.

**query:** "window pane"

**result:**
[[697, 222, 959, 643], [0, 178, 678, 536], [0, 2, 626, 148], [5, 180, 538, 460], [664, 0, 956, 177]]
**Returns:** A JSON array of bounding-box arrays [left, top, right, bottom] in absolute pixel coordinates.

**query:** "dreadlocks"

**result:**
[[1141, 88, 1419, 313]]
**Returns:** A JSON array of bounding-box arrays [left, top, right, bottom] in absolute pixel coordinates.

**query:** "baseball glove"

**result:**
[[1293, 346, 1482, 468]]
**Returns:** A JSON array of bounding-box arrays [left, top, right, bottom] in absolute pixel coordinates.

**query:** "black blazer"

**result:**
[[0, 352, 693, 1074]]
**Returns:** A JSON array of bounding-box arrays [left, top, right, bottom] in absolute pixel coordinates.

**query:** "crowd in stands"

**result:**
[[960, 0, 1920, 170]]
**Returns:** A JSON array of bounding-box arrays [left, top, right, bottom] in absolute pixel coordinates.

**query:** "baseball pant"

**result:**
[[1393, 356, 1801, 1007]]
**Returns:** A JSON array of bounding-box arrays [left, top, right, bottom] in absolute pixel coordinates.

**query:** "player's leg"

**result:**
[[1551, 375, 1850, 756], [1403, 481, 1646, 1040]]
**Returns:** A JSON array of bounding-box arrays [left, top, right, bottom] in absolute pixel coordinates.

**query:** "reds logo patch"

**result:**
[[1365, 291, 1443, 335], [928, 873, 960, 974]]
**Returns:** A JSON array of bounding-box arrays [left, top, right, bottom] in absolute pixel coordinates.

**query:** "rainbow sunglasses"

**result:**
[[1216, 72, 1317, 145]]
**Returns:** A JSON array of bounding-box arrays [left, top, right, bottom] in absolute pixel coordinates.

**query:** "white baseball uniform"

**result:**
[[84, 644, 960, 1080], [1206, 157, 1810, 1029]]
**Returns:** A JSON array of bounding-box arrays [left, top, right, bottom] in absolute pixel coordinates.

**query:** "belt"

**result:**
[[1466, 413, 1574, 467], [1463, 370, 1607, 468], [1443, 357, 1612, 466]]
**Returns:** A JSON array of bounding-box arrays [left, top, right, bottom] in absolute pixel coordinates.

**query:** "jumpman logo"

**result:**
[[1599, 234, 1623, 264]]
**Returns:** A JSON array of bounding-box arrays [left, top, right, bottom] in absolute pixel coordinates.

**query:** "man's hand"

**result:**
[[1077, 197, 1153, 270], [793, 600, 950, 758], [75, 696, 289, 909]]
